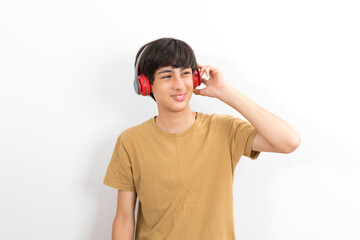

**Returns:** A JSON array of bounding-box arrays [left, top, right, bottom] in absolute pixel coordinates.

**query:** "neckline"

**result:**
[[150, 112, 201, 138]]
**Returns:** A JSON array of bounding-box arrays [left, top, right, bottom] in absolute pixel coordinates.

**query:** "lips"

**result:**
[[171, 93, 186, 97], [171, 92, 186, 101]]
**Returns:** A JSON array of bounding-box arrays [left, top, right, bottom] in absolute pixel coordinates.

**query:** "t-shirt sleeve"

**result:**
[[229, 117, 261, 166], [103, 134, 136, 191]]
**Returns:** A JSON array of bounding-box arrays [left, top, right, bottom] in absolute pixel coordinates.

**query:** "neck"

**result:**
[[155, 109, 197, 134]]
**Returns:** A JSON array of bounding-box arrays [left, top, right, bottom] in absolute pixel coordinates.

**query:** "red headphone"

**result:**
[[133, 46, 202, 96]]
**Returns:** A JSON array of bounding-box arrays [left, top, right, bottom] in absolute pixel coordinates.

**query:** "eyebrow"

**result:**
[[156, 67, 190, 75]]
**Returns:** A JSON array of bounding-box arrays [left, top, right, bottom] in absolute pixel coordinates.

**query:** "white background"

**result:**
[[1, 0, 359, 239]]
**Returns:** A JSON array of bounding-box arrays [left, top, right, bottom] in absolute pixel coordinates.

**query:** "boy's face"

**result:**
[[152, 66, 194, 114]]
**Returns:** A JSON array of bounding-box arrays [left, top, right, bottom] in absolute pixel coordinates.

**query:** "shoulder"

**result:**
[[198, 111, 242, 131], [202, 112, 244, 125], [200, 111, 239, 120], [116, 118, 153, 143], [198, 111, 228, 121], [200, 112, 250, 135]]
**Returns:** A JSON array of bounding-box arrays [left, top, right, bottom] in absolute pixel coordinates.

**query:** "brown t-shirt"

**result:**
[[103, 112, 261, 239]]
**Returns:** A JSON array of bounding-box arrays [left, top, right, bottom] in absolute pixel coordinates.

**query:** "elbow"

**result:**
[[284, 133, 301, 153]]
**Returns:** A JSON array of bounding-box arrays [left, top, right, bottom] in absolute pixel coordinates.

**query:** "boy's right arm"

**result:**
[[112, 190, 137, 240]]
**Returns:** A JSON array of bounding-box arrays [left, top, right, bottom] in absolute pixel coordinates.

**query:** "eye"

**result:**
[[161, 75, 171, 79], [183, 71, 191, 75]]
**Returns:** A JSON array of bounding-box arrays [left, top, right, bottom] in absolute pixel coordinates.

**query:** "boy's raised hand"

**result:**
[[193, 63, 231, 99]]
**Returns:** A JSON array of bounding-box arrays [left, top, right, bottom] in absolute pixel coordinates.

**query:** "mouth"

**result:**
[[171, 93, 186, 101]]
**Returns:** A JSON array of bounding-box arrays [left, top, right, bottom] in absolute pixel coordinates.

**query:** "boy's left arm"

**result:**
[[193, 64, 301, 154]]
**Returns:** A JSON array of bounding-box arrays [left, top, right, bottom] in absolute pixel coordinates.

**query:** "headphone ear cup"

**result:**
[[138, 74, 151, 96], [193, 68, 201, 88]]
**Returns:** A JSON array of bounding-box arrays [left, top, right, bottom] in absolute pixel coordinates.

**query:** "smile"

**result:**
[[171, 93, 186, 101]]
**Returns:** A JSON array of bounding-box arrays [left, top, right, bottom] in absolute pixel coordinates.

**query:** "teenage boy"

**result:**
[[103, 37, 300, 240]]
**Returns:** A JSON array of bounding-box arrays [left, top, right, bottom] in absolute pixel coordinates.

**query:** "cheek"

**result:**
[[186, 78, 194, 88]]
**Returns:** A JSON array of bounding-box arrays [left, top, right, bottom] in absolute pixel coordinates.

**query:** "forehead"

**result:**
[[155, 66, 191, 75]]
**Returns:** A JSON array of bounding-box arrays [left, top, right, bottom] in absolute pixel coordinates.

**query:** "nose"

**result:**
[[173, 73, 185, 89]]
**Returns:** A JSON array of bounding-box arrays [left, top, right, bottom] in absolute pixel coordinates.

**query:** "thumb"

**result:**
[[193, 88, 202, 95]]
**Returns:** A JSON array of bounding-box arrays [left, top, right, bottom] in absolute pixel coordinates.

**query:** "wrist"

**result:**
[[217, 84, 234, 102]]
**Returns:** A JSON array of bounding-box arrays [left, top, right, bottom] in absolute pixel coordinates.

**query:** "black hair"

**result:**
[[134, 37, 197, 102]]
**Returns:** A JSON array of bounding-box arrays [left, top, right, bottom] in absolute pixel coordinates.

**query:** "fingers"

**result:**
[[197, 63, 206, 77], [197, 63, 212, 78], [201, 77, 207, 84]]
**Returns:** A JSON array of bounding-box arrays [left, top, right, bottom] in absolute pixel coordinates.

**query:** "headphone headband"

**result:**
[[134, 46, 148, 83]]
